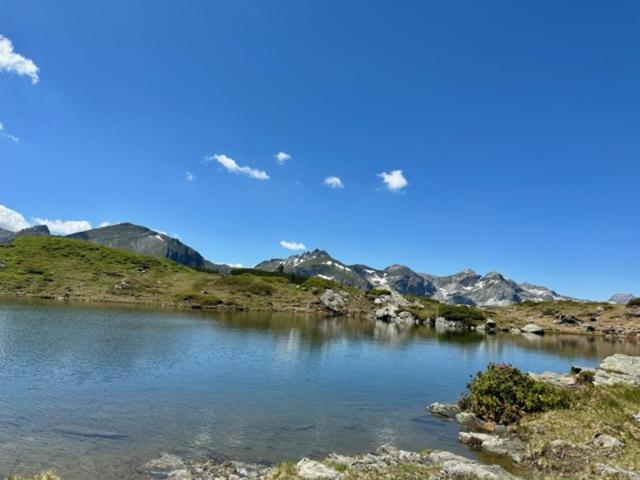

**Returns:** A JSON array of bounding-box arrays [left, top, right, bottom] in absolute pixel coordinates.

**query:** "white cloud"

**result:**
[[206, 153, 269, 180], [185, 171, 196, 182], [280, 240, 306, 251], [33, 218, 92, 235], [323, 176, 344, 189], [0, 204, 31, 231], [99, 222, 112, 228], [275, 151, 292, 165], [0, 122, 20, 142], [0, 204, 97, 235], [378, 169, 408, 192], [0, 35, 39, 84]]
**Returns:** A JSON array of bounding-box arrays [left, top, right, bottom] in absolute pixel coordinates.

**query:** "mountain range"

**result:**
[[256, 249, 570, 306], [0, 222, 597, 306]]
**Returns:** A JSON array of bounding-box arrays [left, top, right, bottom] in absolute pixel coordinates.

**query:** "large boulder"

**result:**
[[522, 324, 545, 335], [319, 289, 349, 314], [594, 354, 640, 387]]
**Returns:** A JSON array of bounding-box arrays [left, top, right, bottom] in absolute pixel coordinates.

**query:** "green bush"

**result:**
[[577, 370, 595, 384], [459, 363, 570, 424], [301, 276, 338, 291], [229, 268, 307, 285], [439, 305, 486, 325], [174, 293, 223, 306], [220, 274, 274, 296], [366, 288, 391, 297]]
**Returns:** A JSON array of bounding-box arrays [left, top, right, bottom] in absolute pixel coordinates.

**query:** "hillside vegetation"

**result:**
[[0, 236, 357, 313]]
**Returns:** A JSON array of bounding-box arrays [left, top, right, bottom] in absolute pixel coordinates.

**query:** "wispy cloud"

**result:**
[[185, 171, 196, 182], [33, 218, 92, 235], [275, 151, 292, 165], [206, 153, 269, 180], [280, 240, 306, 251], [0, 204, 31, 231], [0, 122, 20, 142], [0, 35, 39, 84], [323, 176, 344, 189], [378, 169, 408, 192]]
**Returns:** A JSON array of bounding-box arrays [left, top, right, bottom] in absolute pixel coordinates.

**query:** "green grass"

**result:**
[[0, 236, 357, 313], [521, 384, 640, 477]]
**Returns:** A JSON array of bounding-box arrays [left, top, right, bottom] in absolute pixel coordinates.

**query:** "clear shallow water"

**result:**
[[1, 299, 639, 479]]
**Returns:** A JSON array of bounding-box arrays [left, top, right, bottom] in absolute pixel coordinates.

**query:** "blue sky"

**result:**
[[1, 0, 638, 300]]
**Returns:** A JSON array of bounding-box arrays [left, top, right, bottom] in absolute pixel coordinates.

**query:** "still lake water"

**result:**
[[1, 299, 640, 479]]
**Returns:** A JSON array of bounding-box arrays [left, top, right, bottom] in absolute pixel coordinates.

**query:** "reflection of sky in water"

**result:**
[[1, 299, 639, 479]]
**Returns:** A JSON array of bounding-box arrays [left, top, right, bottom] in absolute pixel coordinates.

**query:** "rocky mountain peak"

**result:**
[[68, 223, 205, 268], [608, 293, 636, 305]]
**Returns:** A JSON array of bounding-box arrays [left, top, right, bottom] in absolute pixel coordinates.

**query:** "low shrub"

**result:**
[[459, 363, 570, 424], [366, 288, 391, 297], [439, 305, 486, 325], [301, 276, 338, 292], [577, 369, 595, 384], [220, 274, 274, 296], [174, 293, 224, 306]]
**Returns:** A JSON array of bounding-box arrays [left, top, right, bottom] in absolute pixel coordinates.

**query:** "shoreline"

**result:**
[[1, 290, 639, 341]]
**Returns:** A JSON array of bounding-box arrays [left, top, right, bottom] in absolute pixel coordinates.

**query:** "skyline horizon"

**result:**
[[2, 1, 639, 302], [0, 208, 634, 302]]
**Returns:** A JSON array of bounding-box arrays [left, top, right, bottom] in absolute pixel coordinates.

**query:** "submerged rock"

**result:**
[[594, 354, 640, 387], [429, 402, 461, 419]]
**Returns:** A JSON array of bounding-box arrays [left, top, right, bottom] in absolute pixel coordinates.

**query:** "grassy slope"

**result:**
[[520, 384, 640, 478], [0, 236, 364, 313], [487, 300, 635, 335]]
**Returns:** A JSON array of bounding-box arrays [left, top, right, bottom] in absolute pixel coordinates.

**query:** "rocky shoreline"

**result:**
[[135, 354, 640, 480]]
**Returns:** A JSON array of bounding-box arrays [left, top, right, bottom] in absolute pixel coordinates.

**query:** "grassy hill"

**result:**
[[0, 236, 358, 313]]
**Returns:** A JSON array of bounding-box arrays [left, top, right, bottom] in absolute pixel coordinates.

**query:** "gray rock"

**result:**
[[594, 354, 640, 387], [458, 432, 524, 463], [326, 453, 356, 467], [319, 289, 349, 314], [522, 324, 544, 335], [429, 402, 461, 419], [529, 371, 576, 388], [633, 412, 640, 423], [296, 458, 343, 479], [592, 433, 625, 449], [596, 463, 640, 479], [455, 412, 504, 433]]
